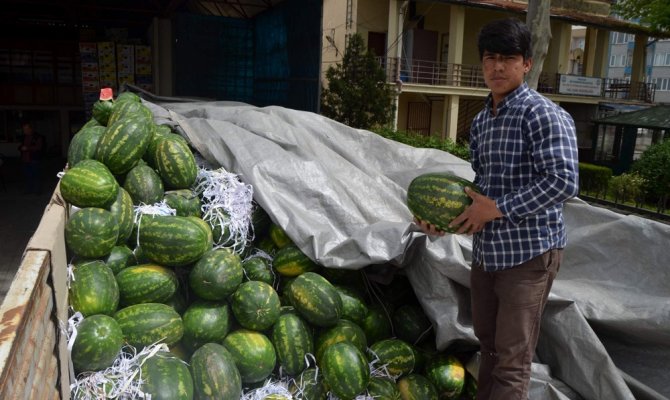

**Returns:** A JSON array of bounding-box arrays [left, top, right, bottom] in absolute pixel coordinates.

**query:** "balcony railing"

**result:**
[[380, 57, 655, 103]]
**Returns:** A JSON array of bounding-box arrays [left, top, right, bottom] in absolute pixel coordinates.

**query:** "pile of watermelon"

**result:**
[[62, 91, 478, 400]]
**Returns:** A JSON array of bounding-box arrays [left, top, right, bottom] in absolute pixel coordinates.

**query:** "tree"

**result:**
[[632, 139, 670, 212], [321, 33, 395, 129], [613, 0, 670, 32], [525, 0, 552, 90]]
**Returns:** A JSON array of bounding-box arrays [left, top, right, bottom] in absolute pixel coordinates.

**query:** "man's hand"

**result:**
[[449, 187, 503, 235], [413, 217, 445, 237]]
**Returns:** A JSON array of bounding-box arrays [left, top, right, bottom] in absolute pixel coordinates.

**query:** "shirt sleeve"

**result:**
[[495, 105, 579, 224]]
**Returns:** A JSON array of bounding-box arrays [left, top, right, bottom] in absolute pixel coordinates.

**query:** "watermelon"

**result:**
[[315, 319, 367, 364], [155, 136, 198, 189], [69, 260, 119, 316], [71, 315, 124, 373], [321, 342, 370, 400], [368, 339, 416, 377], [164, 290, 189, 315], [65, 208, 119, 258], [251, 205, 272, 237], [107, 97, 152, 126], [397, 374, 438, 400], [256, 236, 277, 255], [92, 99, 114, 126], [144, 130, 188, 168], [123, 163, 164, 205], [189, 248, 243, 300], [105, 244, 136, 274], [109, 187, 134, 245], [164, 189, 202, 217], [190, 343, 242, 400], [67, 125, 106, 167], [60, 159, 118, 209], [269, 224, 292, 248], [138, 215, 212, 267], [114, 303, 184, 347], [273, 245, 319, 277], [368, 377, 402, 400], [140, 351, 194, 400], [115, 91, 141, 103], [230, 280, 281, 331], [287, 272, 343, 327], [223, 329, 277, 384], [96, 115, 153, 175], [289, 368, 327, 400], [181, 300, 231, 350], [272, 313, 314, 376], [392, 304, 432, 345], [334, 285, 368, 326], [242, 256, 274, 285], [115, 264, 178, 306], [406, 173, 479, 233], [361, 305, 393, 345], [425, 355, 465, 400]]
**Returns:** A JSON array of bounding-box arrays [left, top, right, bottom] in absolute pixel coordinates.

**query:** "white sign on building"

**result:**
[[558, 75, 602, 96]]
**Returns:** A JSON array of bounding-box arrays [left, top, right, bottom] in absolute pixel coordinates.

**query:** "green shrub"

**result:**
[[608, 172, 646, 206], [632, 139, 670, 213], [578, 163, 612, 197], [372, 127, 470, 161]]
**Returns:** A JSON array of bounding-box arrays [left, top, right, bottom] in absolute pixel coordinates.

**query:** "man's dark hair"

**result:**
[[478, 18, 532, 60]]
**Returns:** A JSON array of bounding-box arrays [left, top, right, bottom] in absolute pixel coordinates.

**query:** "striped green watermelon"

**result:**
[[155, 136, 197, 189], [361, 305, 392, 345], [104, 245, 136, 274], [109, 187, 134, 245], [60, 159, 118, 208], [115, 264, 178, 306], [241, 256, 274, 285], [189, 248, 243, 300], [256, 236, 277, 255], [123, 163, 164, 205], [144, 130, 188, 168], [92, 99, 114, 126], [251, 205, 272, 237], [164, 189, 202, 217], [190, 343, 242, 400], [289, 368, 327, 400], [67, 125, 106, 167], [96, 115, 153, 175], [367, 377, 402, 400], [107, 97, 152, 126], [69, 260, 119, 316], [397, 374, 438, 400], [222, 329, 277, 384], [315, 319, 367, 364], [392, 304, 432, 345], [368, 339, 416, 377], [334, 285, 368, 326], [164, 290, 188, 315], [273, 245, 319, 277], [65, 208, 119, 258], [287, 272, 342, 327], [140, 351, 194, 400], [71, 315, 124, 373], [138, 215, 212, 267], [81, 117, 101, 129], [114, 302, 184, 347], [115, 91, 141, 104], [181, 300, 231, 351], [272, 313, 313, 376], [269, 224, 292, 248], [424, 355, 465, 400], [230, 280, 281, 331], [321, 342, 370, 400], [406, 173, 479, 233]]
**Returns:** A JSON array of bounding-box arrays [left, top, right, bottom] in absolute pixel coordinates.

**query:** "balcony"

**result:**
[[380, 57, 655, 103]]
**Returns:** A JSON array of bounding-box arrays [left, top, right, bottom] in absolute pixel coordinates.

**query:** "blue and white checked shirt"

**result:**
[[470, 83, 579, 271]]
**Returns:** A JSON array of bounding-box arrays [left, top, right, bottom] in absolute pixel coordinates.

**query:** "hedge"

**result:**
[[578, 163, 612, 197]]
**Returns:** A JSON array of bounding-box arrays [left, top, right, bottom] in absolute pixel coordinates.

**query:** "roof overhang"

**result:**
[[439, 0, 670, 39]]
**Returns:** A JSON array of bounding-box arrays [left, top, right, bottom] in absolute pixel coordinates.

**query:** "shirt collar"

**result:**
[[485, 82, 530, 113]]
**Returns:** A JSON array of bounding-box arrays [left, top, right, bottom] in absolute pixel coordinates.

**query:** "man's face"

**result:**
[[481, 51, 532, 103], [22, 124, 33, 135]]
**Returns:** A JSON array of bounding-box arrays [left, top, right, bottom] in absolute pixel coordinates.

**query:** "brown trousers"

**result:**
[[471, 249, 562, 400]]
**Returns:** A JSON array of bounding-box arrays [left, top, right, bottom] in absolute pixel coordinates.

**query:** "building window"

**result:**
[[654, 53, 665, 66], [610, 55, 616, 67], [666, 53, 670, 65]]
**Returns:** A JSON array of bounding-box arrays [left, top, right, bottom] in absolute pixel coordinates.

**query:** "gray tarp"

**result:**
[[143, 97, 670, 400]]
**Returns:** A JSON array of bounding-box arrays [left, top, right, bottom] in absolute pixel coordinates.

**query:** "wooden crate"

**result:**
[[0, 190, 70, 399]]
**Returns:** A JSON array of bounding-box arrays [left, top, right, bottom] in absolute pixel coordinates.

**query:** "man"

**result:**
[[18, 121, 44, 194], [416, 18, 579, 399]]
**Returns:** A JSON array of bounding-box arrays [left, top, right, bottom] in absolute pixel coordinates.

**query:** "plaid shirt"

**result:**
[[470, 83, 579, 271]]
